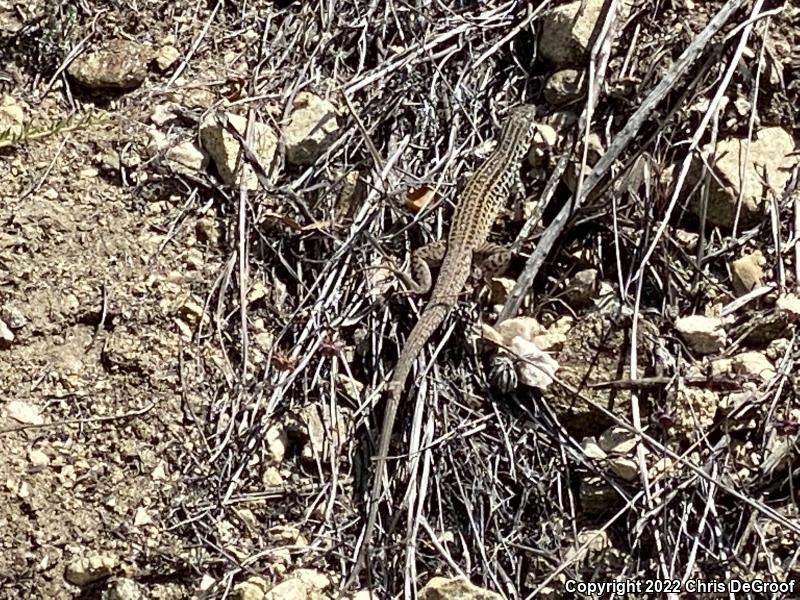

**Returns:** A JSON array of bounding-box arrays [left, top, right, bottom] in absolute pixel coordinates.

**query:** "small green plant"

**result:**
[[0, 111, 103, 148]]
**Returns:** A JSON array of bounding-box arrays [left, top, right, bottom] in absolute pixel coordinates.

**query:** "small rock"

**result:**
[[527, 123, 558, 168], [133, 507, 152, 527], [146, 127, 169, 156], [195, 215, 220, 246], [565, 529, 610, 563], [165, 140, 208, 173], [300, 406, 325, 461], [649, 457, 675, 479], [489, 276, 516, 305], [266, 425, 287, 464], [419, 576, 502, 600], [495, 317, 543, 344], [510, 337, 559, 389], [28, 448, 50, 467], [565, 268, 598, 307], [731, 250, 765, 296], [539, 0, 633, 66], [271, 548, 292, 569], [675, 229, 699, 253], [262, 466, 283, 486], [155, 45, 181, 71], [0, 94, 24, 139], [544, 68, 585, 105], [7, 400, 44, 425], [151, 462, 167, 480], [68, 39, 149, 90], [263, 578, 305, 600], [65, 554, 118, 586], [687, 127, 795, 228], [675, 315, 726, 355], [732, 351, 775, 382], [709, 357, 733, 378], [284, 91, 339, 165], [97, 150, 121, 173], [609, 456, 639, 481], [777, 293, 800, 320], [200, 112, 279, 189], [233, 576, 268, 600], [0, 319, 13, 347], [581, 437, 607, 460], [598, 426, 638, 455], [149, 103, 180, 126], [102, 578, 145, 600], [16, 481, 30, 499], [176, 299, 206, 326], [292, 569, 330, 591], [766, 337, 790, 362], [199, 574, 216, 591], [1, 303, 27, 329]]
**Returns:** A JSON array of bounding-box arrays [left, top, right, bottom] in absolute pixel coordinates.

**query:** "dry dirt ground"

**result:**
[[1, 1, 799, 599]]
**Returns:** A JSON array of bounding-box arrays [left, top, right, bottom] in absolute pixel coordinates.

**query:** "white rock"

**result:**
[[200, 112, 279, 190], [688, 127, 795, 228], [102, 577, 145, 600], [565, 268, 598, 306], [263, 578, 305, 600], [777, 294, 800, 319], [419, 576, 503, 600], [581, 437, 607, 460], [284, 91, 339, 165], [6, 400, 44, 425], [262, 466, 283, 486], [731, 250, 765, 296], [544, 68, 585, 105], [1, 304, 27, 329], [609, 457, 639, 481], [0, 319, 12, 346], [28, 448, 50, 467], [266, 425, 287, 464], [527, 124, 558, 167], [598, 426, 638, 455], [233, 576, 268, 600], [149, 103, 179, 126], [510, 337, 559, 389], [495, 317, 542, 345], [675, 315, 726, 354], [65, 554, 118, 586], [165, 140, 208, 173], [155, 45, 181, 71], [133, 507, 152, 527], [292, 569, 330, 591], [732, 351, 775, 382]]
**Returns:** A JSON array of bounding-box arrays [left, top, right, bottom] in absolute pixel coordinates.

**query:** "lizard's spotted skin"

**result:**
[[350, 105, 539, 587]]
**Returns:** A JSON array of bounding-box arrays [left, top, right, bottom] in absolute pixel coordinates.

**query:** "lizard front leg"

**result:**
[[397, 239, 447, 295]]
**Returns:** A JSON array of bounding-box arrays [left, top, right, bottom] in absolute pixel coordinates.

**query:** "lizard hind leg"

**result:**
[[473, 241, 511, 281]]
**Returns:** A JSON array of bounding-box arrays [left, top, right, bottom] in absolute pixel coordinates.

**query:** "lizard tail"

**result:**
[[388, 300, 451, 397]]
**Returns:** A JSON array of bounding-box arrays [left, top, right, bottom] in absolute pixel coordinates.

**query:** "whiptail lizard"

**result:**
[[350, 105, 539, 586]]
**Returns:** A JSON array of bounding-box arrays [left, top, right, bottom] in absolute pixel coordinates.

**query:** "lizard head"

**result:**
[[499, 104, 539, 154]]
